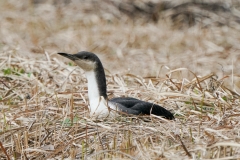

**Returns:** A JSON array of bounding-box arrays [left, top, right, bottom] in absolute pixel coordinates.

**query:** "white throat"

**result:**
[[84, 70, 116, 118], [85, 71, 101, 102]]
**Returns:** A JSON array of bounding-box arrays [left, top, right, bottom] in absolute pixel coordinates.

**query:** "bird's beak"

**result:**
[[58, 53, 77, 61]]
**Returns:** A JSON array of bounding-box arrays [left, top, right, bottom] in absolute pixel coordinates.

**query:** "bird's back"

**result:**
[[109, 97, 174, 120]]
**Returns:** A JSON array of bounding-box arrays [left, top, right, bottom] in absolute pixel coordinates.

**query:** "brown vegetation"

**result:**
[[1, 0, 240, 159]]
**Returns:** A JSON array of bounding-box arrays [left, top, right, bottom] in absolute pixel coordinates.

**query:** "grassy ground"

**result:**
[[1, 0, 240, 159]]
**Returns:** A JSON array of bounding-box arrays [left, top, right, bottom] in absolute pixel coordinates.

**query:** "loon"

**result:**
[[58, 51, 174, 120]]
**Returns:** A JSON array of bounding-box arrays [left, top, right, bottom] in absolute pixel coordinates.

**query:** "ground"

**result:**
[[1, 0, 240, 159]]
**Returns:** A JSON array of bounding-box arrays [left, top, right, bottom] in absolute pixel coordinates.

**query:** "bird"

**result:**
[[58, 51, 174, 120]]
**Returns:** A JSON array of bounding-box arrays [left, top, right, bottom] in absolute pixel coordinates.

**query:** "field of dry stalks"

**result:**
[[1, 0, 240, 159]]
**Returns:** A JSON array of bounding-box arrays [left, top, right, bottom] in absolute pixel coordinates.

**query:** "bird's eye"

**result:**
[[83, 56, 88, 59]]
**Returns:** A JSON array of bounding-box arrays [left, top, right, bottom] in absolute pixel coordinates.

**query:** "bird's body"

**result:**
[[58, 51, 174, 120]]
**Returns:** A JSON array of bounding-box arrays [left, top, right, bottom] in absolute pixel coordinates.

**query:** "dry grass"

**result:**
[[1, 0, 240, 159]]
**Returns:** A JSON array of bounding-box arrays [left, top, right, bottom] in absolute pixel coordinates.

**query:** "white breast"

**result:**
[[88, 96, 118, 118], [85, 71, 118, 118]]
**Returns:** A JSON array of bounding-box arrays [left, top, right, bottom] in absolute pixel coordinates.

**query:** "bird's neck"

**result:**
[[84, 62, 107, 103]]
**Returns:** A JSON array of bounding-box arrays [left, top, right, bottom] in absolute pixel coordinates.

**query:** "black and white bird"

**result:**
[[58, 51, 174, 120]]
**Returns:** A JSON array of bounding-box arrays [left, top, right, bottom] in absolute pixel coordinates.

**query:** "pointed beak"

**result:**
[[58, 53, 77, 61]]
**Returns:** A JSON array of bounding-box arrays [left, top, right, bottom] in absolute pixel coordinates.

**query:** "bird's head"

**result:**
[[58, 51, 99, 71]]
